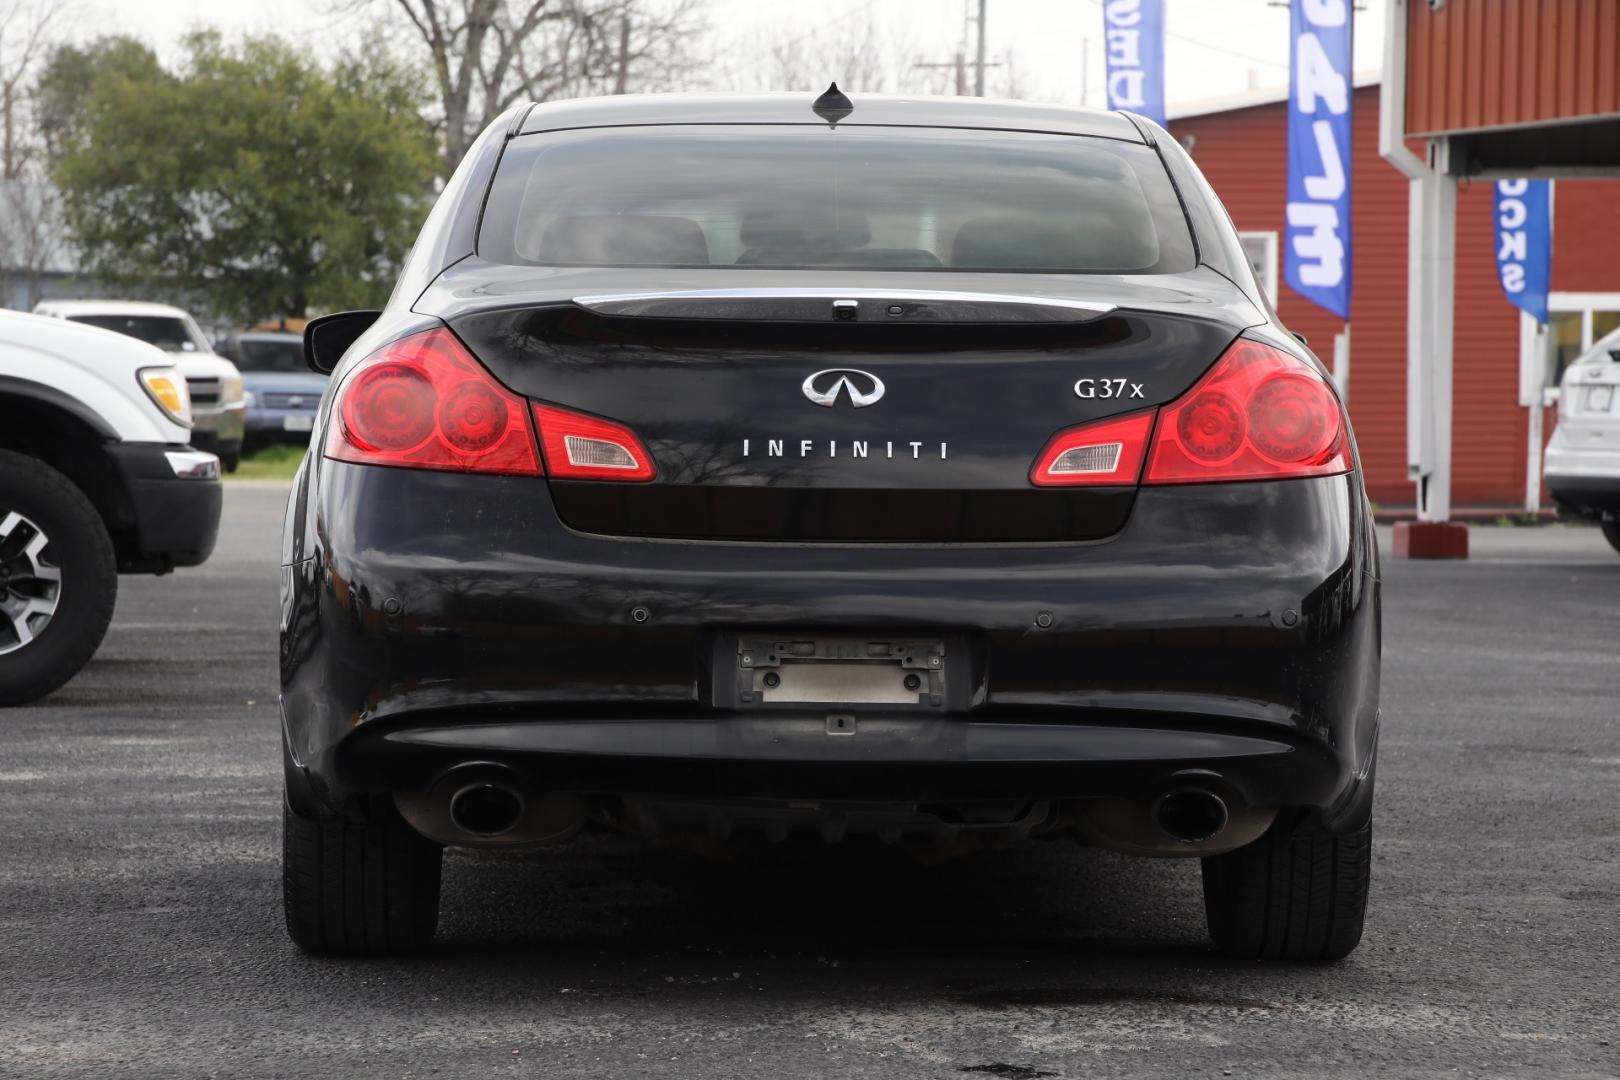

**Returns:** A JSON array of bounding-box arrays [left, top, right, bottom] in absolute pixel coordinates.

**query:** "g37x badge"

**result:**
[[1074, 377, 1146, 400]]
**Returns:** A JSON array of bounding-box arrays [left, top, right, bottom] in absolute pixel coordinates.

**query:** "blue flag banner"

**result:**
[[1494, 179, 1551, 324], [1103, 0, 1165, 126], [1285, 0, 1353, 320]]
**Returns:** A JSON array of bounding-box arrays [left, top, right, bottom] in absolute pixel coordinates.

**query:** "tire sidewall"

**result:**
[[0, 454, 117, 705]]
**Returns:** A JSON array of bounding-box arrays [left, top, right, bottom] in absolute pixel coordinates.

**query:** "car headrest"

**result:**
[[539, 214, 710, 266], [950, 215, 1156, 271], [739, 208, 870, 253]]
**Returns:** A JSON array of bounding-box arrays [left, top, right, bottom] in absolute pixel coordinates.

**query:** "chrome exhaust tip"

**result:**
[[448, 781, 526, 838], [1153, 788, 1230, 844], [395, 762, 588, 846]]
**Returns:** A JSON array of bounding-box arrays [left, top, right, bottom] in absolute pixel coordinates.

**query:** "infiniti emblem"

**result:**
[[801, 368, 885, 408]]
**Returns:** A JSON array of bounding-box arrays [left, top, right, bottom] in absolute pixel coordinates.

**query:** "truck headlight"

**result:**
[[221, 373, 246, 407], [138, 368, 192, 426]]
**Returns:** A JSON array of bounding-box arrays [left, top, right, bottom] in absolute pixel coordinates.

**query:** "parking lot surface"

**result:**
[[3, 481, 1618, 1079]]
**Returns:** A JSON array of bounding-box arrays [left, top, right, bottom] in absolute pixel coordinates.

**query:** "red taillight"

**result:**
[[325, 328, 541, 475], [533, 403, 656, 482], [1144, 337, 1350, 485], [1030, 410, 1155, 487]]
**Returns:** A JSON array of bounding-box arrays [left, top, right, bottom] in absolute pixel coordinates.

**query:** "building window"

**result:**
[[1238, 232, 1279, 304], [1548, 294, 1620, 379], [1519, 293, 1620, 407]]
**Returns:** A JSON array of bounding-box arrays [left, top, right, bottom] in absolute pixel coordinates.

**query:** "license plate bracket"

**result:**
[[728, 635, 952, 709]]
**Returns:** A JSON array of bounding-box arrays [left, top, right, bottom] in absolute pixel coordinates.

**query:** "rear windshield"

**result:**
[[479, 125, 1195, 274]]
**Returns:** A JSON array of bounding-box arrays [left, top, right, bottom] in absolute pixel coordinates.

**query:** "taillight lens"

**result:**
[[1144, 337, 1349, 484], [533, 404, 656, 482], [1030, 410, 1155, 487], [325, 328, 541, 475]]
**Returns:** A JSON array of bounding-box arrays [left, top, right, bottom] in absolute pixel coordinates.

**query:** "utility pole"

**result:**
[[972, 0, 987, 97], [914, 0, 997, 97], [913, 51, 973, 96], [1079, 36, 1088, 108], [613, 11, 632, 95]]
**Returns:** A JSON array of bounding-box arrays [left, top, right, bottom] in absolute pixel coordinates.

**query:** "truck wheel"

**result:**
[[1602, 519, 1620, 556], [0, 450, 117, 706], [1201, 814, 1372, 962], [220, 451, 240, 474], [283, 794, 442, 955]]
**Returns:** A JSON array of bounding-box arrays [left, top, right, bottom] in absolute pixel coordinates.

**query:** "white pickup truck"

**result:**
[[0, 309, 222, 705], [33, 300, 247, 472]]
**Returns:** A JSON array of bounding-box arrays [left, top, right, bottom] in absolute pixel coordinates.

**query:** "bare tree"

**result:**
[[0, 179, 63, 308], [717, 11, 1035, 103], [715, 15, 909, 95], [0, 0, 59, 178], [337, 0, 705, 173]]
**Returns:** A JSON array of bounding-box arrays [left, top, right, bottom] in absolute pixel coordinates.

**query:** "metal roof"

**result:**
[[518, 91, 1146, 142]]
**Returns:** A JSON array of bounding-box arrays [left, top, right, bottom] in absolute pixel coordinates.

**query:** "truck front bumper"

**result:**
[[104, 443, 223, 572]]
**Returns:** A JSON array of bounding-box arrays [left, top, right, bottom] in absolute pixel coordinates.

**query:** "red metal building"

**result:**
[[1170, 83, 1620, 509]]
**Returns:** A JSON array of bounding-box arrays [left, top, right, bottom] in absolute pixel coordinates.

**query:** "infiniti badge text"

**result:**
[[743, 438, 948, 460]]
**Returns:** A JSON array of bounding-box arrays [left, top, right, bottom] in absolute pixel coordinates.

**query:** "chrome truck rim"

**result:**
[[0, 510, 62, 656]]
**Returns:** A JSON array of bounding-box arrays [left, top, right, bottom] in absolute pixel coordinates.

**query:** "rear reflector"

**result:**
[[1144, 337, 1350, 484], [534, 404, 656, 482], [325, 328, 541, 476], [1030, 410, 1155, 487]]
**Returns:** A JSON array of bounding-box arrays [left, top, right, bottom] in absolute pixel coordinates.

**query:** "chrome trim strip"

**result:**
[[164, 449, 221, 480], [572, 287, 1117, 317]]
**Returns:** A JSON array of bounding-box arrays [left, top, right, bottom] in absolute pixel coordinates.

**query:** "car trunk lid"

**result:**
[[433, 264, 1262, 542]]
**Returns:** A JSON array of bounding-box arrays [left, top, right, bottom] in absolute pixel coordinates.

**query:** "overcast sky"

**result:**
[[82, 0, 1387, 113]]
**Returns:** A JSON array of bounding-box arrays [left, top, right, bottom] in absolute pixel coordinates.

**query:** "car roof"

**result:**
[[517, 91, 1147, 143], [34, 299, 194, 318]]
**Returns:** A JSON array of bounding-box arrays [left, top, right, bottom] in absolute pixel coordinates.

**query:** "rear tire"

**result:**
[[282, 794, 443, 955], [1602, 519, 1620, 556], [1201, 815, 1372, 962], [0, 450, 117, 706]]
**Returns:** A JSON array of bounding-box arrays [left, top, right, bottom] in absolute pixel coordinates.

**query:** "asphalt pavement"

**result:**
[[3, 481, 1618, 1079]]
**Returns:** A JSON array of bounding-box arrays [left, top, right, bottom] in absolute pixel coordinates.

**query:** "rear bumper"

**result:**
[[105, 442, 222, 572], [317, 709, 1351, 809], [1545, 467, 1620, 518], [281, 463, 1381, 825]]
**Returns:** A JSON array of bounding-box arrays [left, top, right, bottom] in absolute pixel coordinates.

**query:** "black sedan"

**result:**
[[280, 89, 1379, 962]]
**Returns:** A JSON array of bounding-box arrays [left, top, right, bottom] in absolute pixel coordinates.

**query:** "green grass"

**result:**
[[230, 444, 306, 481]]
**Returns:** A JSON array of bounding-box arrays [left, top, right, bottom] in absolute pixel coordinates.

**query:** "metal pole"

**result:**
[[1415, 137, 1456, 523], [974, 0, 987, 96], [1080, 36, 1088, 107], [1525, 348, 1545, 513], [1333, 324, 1351, 403]]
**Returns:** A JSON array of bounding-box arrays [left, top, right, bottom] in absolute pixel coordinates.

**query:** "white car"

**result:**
[[0, 310, 222, 704], [1545, 325, 1620, 555], [33, 300, 247, 472]]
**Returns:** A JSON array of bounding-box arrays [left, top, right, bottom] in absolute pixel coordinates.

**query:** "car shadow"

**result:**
[[401, 831, 1258, 999]]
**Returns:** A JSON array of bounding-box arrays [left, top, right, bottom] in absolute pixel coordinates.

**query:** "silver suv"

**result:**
[[1546, 326, 1620, 555]]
